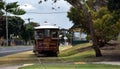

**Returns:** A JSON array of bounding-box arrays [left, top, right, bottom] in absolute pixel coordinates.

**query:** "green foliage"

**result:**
[[0, 16, 24, 38], [0, 1, 4, 9], [6, 2, 19, 11], [86, 35, 91, 40], [94, 7, 120, 42], [0, 1, 26, 15], [93, 7, 109, 18], [8, 8, 26, 15], [0, 10, 4, 15], [0, 1, 26, 40], [6, 2, 26, 15], [0, 1, 4, 15], [67, 7, 89, 34], [68, 5, 120, 43], [20, 22, 39, 43], [107, 0, 120, 12], [107, 0, 120, 25], [8, 16, 24, 36]]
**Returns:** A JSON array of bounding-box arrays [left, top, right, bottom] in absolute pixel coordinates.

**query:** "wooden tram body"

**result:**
[[33, 23, 59, 56]]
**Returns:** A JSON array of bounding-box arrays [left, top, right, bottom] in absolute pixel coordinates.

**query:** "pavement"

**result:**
[[0, 46, 33, 69], [92, 61, 120, 65], [0, 65, 22, 69], [0, 46, 33, 57]]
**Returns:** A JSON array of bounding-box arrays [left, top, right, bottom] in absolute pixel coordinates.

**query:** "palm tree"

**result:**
[[0, 1, 25, 15], [0, 1, 26, 46]]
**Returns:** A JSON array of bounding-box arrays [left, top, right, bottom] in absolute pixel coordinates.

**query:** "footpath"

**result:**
[[92, 61, 120, 65]]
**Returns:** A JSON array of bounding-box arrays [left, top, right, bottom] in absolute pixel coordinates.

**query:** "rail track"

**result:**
[[36, 56, 74, 69]]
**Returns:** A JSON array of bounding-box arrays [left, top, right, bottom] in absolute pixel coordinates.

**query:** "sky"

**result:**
[[6, 0, 73, 29]]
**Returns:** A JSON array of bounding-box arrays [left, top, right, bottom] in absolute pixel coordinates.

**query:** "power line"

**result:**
[[26, 11, 67, 14]]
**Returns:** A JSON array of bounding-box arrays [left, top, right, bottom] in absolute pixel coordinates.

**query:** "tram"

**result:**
[[33, 22, 59, 56]]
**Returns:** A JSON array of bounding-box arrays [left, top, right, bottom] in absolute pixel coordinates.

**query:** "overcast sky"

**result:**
[[6, 0, 73, 29]]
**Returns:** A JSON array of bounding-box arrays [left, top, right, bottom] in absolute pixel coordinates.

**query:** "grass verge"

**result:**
[[0, 51, 38, 65], [19, 64, 120, 69], [58, 43, 92, 57]]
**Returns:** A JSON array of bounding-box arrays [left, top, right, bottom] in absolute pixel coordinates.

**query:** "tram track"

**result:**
[[37, 58, 46, 69], [36, 56, 77, 69], [37, 57, 66, 64]]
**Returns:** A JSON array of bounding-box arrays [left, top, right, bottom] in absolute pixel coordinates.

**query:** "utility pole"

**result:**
[[25, 18, 33, 23], [24, 18, 33, 45], [5, 9, 8, 46], [4, 0, 9, 46]]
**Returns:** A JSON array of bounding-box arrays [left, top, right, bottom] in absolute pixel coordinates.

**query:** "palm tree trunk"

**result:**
[[66, 0, 102, 57]]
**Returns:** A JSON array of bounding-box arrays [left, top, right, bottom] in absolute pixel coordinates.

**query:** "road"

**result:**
[[0, 46, 33, 57]]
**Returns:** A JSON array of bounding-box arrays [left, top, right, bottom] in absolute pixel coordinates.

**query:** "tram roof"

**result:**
[[34, 22, 59, 29]]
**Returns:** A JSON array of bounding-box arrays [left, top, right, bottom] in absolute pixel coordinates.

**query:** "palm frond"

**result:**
[[0, 1, 5, 9], [8, 8, 26, 15], [6, 2, 19, 11], [0, 10, 4, 15]]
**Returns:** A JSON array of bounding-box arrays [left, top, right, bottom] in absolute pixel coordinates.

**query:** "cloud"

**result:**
[[19, 3, 36, 11]]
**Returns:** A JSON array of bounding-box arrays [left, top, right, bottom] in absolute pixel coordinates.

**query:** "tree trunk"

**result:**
[[66, 0, 102, 57]]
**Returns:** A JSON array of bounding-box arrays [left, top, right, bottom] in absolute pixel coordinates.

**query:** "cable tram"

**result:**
[[33, 22, 59, 56]]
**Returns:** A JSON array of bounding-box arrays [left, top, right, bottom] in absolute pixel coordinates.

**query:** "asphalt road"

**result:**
[[0, 46, 33, 57]]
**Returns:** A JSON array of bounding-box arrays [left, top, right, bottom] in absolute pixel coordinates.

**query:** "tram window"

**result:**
[[36, 32, 43, 39], [44, 30, 50, 37], [52, 31, 58, 38]]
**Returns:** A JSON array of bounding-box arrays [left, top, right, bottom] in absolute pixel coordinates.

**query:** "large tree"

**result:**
[[66, 0, 103, 57], [68, 6, 120, 47]]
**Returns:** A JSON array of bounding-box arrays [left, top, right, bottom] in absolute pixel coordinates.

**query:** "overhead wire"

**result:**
[[26, 11, 67, 14]]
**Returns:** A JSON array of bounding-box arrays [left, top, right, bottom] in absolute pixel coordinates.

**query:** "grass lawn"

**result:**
[[0, 51, 38, 65], [58, 43, 92, 57], [19, 64, 120, 69], [58, 43, 98, 62]]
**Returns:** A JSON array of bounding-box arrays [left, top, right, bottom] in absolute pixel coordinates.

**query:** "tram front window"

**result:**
[[44, 30, 50, 37], [36, 32, 43, 39], [52, 31, 58, 38]]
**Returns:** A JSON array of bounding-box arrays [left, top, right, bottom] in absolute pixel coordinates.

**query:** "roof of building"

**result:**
[[34, 22, 59, 29]]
